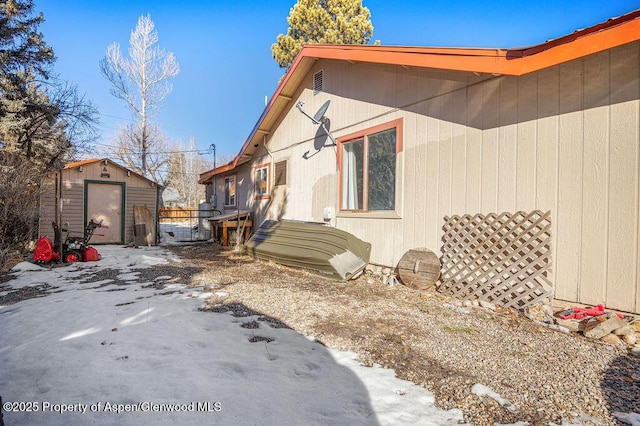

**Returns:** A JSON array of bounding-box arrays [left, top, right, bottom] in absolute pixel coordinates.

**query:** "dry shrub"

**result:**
[[0, 152, 47, 271]]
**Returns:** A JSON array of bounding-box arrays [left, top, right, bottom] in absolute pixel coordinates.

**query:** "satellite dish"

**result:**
[[295, 99, 337, 148], [312, 100, 331, 124]]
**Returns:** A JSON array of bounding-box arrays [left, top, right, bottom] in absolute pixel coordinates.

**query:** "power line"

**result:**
[[95, 111, 198, 137], [86, 140, 214, 156]]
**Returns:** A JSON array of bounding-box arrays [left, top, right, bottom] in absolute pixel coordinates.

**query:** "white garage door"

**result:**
[[86, 182, 123, 243]]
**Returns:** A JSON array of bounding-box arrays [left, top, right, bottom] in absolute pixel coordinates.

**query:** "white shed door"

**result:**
[[86, 183, 123, 243]]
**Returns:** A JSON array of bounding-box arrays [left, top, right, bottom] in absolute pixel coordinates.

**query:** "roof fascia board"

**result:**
[[198, 9, 640, 183], [65, 158, 159, 185]]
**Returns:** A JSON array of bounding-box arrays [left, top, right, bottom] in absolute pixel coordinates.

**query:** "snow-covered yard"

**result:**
[[0, 246, 464, 425]]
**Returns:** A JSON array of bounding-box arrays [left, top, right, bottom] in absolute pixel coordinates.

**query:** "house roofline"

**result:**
[[64, 158, 160, 186], [198, 9, 640, 184]]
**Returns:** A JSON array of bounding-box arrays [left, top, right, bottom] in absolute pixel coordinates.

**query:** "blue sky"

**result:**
[[38, 0, 640, 161]]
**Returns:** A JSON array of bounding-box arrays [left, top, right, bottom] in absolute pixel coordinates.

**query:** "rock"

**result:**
[[479, 300, 496, 311], [630, 346, 640, 358], [630, 321, 640, 332], [442, 302, 472, 314], [601, 334, 623, 345], [555, 318, 581, 333], [463, 300, 472, 308], [584, 315, 628, 340], [613, 325, 634, 336], [525, 303, 553, 323], [623, 333, 637, 346], [581, 317, 601, 333]]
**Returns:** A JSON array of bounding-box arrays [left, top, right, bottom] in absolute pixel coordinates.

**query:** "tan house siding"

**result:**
[[249, 40, 640, 313]]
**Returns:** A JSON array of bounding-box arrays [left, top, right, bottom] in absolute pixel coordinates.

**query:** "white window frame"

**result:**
[[224, 175, 236, 208], [255, 163, 270, 199]]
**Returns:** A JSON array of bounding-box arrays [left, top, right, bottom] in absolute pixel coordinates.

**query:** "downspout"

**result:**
[[58, 169, 63, 263], [261, 133, 273, 227], [264, 134, 273, 162], [155, 184, 161, 245], [212, 143, 217, 210]]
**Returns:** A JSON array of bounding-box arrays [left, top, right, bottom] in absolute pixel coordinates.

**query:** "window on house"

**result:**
[[339, 119, 402, 212], [224, 175, 236, 207], [255, 164, 269, 198], [274, 160, 287, 186]]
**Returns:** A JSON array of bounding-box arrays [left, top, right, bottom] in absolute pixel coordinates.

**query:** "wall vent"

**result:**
[[313, 70, 323, 94], [275, 160, 287, 186]]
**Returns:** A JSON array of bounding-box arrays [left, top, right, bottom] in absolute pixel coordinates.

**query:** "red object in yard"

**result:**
[[558, 304, 624, 320], [33, 236, 60, 263], [33, 220, 103, 265], [83, 247, 100, 262]]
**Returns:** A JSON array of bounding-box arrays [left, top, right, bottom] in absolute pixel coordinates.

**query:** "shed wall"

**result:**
[[39, 161, 158, 245]]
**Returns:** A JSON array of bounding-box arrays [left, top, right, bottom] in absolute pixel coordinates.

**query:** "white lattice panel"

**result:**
[[439, 211, 553, 310]]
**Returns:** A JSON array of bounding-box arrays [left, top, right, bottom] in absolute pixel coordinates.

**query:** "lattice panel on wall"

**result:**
[[439, 210, 553, 310]]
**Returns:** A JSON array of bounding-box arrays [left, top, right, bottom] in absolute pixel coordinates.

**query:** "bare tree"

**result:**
[[0, 151, 45, 270], [99, 13, 179, 180], [165, 138, 212, 207], [109, 121, 170, 184], [1, 75, 98, 169]]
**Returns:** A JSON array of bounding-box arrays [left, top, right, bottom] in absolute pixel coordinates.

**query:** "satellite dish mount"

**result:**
[[296, 100, 336, 146]]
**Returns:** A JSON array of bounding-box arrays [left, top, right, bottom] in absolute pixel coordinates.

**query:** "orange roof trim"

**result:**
[[291, 9, 640, 76], [64, 158, 159, 185], [198, 9, 640, 184], [64, 158, 101, 169], [198, 162, 237, 184]]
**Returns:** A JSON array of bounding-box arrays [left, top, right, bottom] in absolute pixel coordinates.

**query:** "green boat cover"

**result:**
[[245, 220, 371, 281]]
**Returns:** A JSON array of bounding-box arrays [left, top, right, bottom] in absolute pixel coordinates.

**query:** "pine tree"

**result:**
[[0, 0, 54, 85], [0, 0, 96, 169], [271, 0, 374, 69]]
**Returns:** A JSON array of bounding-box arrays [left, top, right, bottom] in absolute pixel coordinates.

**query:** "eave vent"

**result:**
[[313, 70, 323, 94]]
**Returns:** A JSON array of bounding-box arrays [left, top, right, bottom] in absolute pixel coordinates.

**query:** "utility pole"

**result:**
[[211, 143, 217, 209]]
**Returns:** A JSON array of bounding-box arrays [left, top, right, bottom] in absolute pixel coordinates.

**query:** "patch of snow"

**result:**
[[613, 412, 640, 425], [164, 284, 186, 290], [330, 351, 465, 425], [471, 383, 517, 412], [117, 272, 140, 281], [159, 222, 199, 245], [10, 261, 44, 272], [1, 245, 470, 425]]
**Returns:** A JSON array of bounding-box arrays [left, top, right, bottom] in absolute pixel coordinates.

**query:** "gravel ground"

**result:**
[[3, 244, 638, 425], [163, 243, 640, 426]]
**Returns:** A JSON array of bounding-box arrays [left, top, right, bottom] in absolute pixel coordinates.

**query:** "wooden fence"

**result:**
[[158, 207, 197, 222]]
